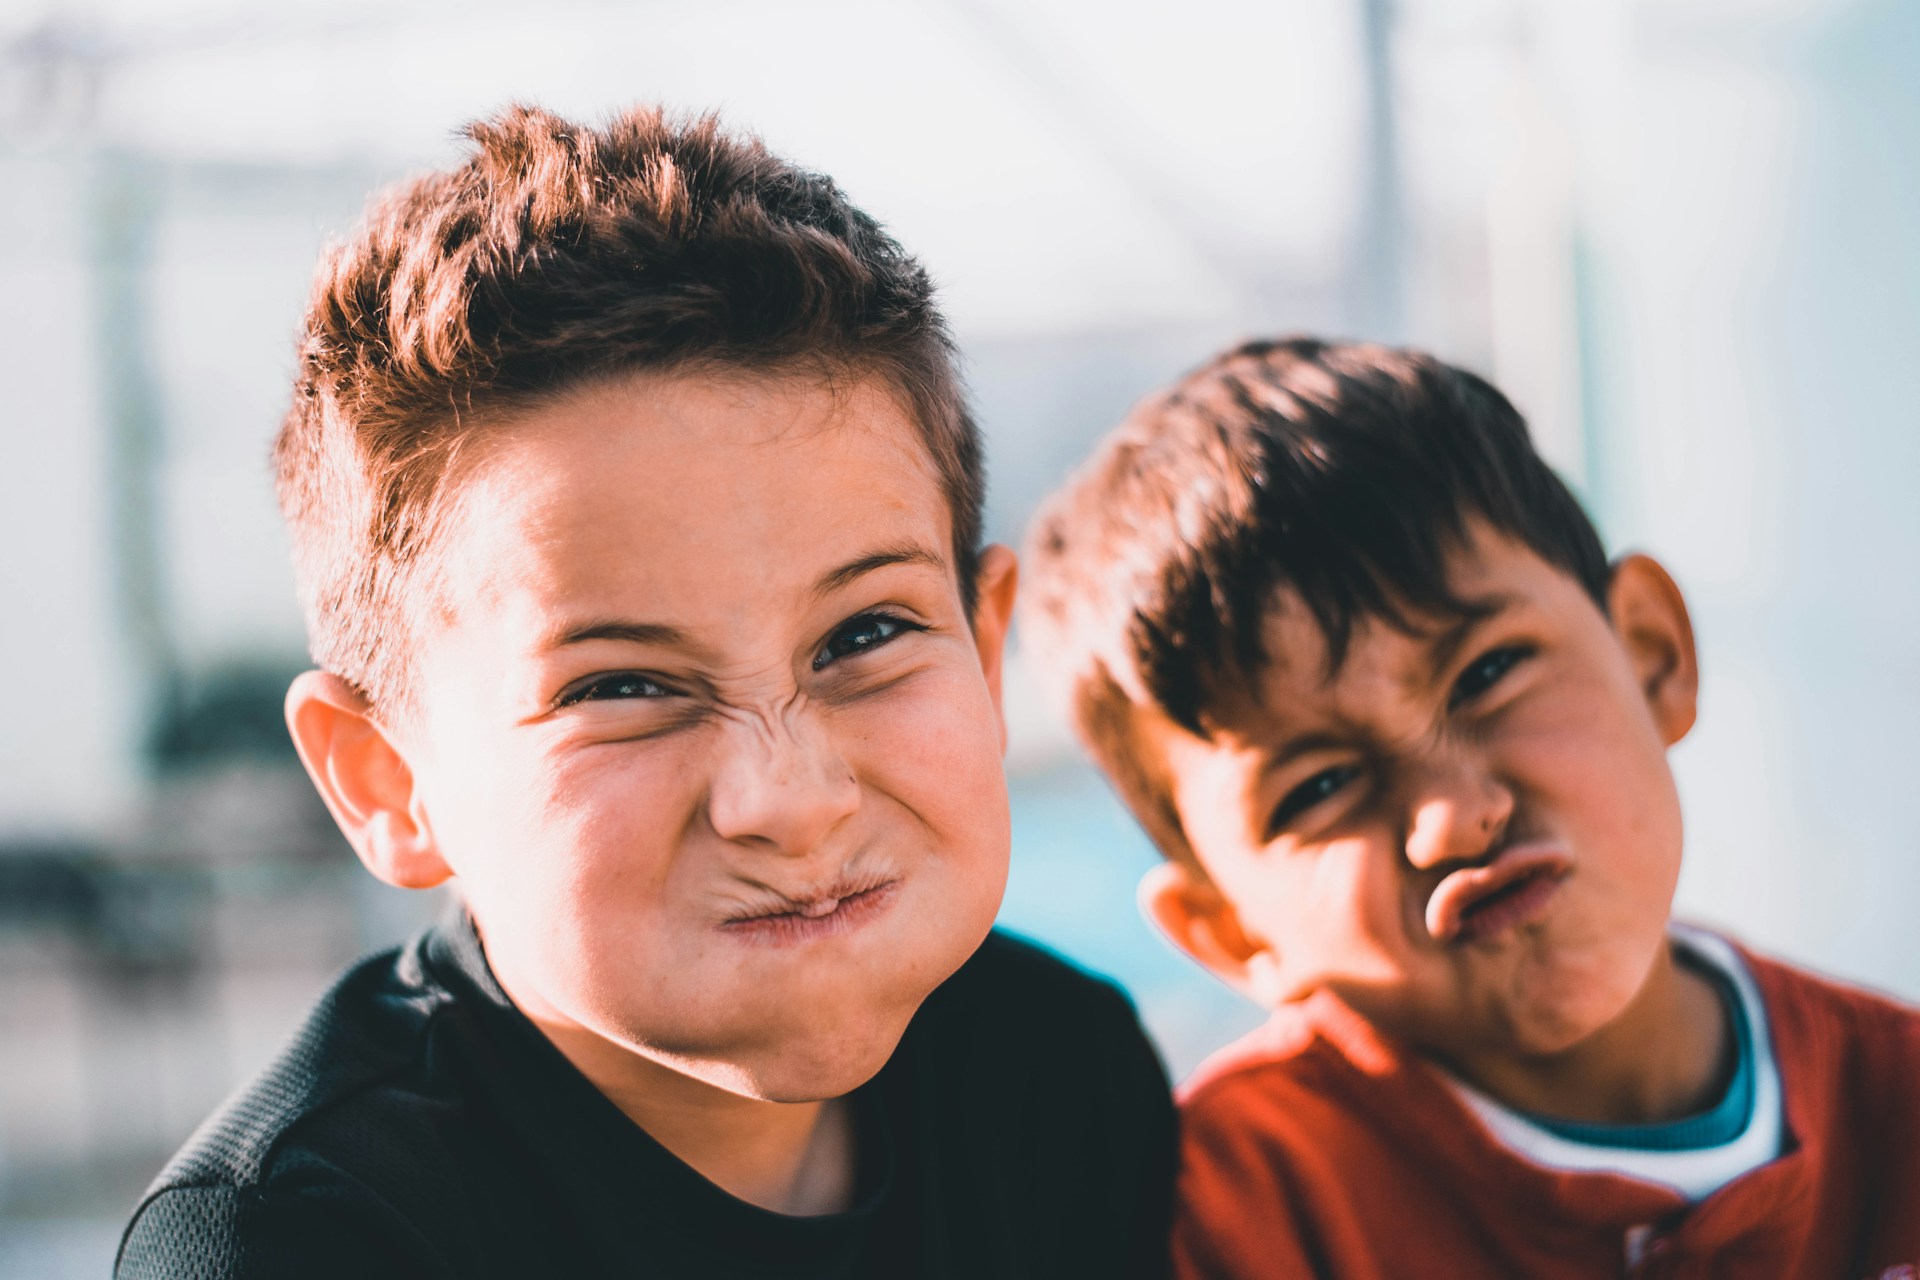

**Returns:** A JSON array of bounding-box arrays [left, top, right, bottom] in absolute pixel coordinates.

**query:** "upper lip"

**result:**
[[1423, 841, 1573, 943], [721, 869, 899, 924]]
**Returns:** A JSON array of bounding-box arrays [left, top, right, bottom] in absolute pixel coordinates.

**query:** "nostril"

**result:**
[[1405, 798, 1509, 871], [705, 722, 862, 853]]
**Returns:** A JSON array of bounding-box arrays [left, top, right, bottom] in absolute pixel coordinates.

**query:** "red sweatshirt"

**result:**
[[1173, 943, 1920, 1279]]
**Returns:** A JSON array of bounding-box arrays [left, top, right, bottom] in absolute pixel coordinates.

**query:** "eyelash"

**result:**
[[1268, 764, 1364, 837], [1449, 644, 1534, 708], [555, 611, 925, 707], [555, 671, 673, 708], [812, 611, 925, 671]]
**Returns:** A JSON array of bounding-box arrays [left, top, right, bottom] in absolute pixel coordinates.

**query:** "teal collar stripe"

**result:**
[[1523, 963, 1755, 1153]]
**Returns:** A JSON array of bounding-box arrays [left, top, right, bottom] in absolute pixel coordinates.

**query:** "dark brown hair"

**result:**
[[275, 104, 983, 713], [1020, 337, 1609, 858]]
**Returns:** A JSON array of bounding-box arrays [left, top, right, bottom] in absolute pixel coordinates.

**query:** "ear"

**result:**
[[1606, 554, 1699, 746], [284, 671, 452, 890], [968, 544, 1020, 751], [1139, 861, 1289, 1006]]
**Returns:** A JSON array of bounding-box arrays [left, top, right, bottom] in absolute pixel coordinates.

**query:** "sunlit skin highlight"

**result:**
[[284, 371, 1016, 1215], [1140, 524, 1731, 1126]]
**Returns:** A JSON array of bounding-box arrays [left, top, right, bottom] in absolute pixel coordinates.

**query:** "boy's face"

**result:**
[[1141, 524, 1698, 1069], [305, 371, 1013, 1103]]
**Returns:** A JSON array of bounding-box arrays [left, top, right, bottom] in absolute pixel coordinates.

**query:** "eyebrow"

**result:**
[[541, 543, 947, 652], [809, 542, 946, 600], [546, 619, 690, 650], [1256, 591, 1528, 772], [1256, 730, 1355, 779], [1419, 591, 1523, 676]]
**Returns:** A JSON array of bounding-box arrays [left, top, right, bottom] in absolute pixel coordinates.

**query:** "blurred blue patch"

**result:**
[[1000, 764, 1263, 1082]]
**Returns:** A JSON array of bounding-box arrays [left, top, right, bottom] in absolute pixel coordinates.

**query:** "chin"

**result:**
[[740, 1019, 908, 1103], [1512, 961, 1648, 1057], [1507, 1009, 1606, 1058]]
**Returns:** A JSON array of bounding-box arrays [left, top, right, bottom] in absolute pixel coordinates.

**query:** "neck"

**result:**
[[1446, 942, 1733, 1125], [581, 1044, 858, 1217], [487, 961, 858, 1216]]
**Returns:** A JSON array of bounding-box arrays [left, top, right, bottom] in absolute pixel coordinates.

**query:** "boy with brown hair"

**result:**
[[115, 105, 1175, 1280], [1021, 337, 1920, 1276]]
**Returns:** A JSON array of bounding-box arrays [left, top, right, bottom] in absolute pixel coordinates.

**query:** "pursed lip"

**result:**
[[1423, 842, 1573, 944], [718, 872, 902, 946]]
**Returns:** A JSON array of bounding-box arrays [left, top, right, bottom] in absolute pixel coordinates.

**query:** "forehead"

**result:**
[[1198, 527, 1583, 745], [431, 370, 953, 637]]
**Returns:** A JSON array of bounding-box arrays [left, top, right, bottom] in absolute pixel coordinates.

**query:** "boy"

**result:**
[[116, 105, 1175, 1279], [1020, 337, 1920, 1276]]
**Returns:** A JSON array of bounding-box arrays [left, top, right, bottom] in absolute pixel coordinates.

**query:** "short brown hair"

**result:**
[[1020, 337, 1609, 860], [275, 104, 983, 713]]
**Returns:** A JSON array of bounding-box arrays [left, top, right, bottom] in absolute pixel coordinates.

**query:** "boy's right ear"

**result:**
[[1139, 861, 1285, 1006], [284, 672, 452, 890]]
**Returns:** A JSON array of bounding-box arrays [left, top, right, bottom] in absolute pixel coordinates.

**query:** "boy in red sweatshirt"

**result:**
[[1021, 337, 1920, 1277]]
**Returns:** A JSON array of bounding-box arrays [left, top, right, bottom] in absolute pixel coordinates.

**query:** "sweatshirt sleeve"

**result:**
[[1100, 984, 1180, 1280], [115, 1183, 452, 1280], [1172, 1076, 1331, 1280]]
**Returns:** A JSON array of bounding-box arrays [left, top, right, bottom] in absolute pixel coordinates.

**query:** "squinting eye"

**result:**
[[813, 612, 923, 671], [557, 672, 672, 707], [1450, 645, 1533, 708], [1268, 764, 1362, 838]]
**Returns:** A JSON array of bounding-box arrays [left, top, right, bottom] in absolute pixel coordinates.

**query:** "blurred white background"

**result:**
[[2, 0, 1917, 1272]]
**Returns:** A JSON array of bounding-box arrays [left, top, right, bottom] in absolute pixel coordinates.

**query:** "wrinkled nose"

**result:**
[[1402, 754, 1514, 871], [705, 711, 860, 855]]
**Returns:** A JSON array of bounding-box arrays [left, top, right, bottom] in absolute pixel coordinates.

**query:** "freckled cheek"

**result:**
[[1499, 690, 1637, 797], [1233, 844, 1393, 963], [500, 740, 707, 911], [1496, 703, 1682, 889], [1324, 841, 1413, 955], [833, 672, 1010, 854]]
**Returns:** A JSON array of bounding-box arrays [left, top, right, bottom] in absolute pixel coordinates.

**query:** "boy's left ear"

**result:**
[[1606, 554, 1699, 746], [969, 544, 1020, 748]]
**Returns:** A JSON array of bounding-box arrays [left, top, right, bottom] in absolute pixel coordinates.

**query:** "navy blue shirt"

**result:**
[[116, 917, 1175, 1279]]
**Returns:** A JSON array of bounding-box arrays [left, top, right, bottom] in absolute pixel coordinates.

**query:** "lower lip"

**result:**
[[719, 882, 900, 947], [1455, 870, 1564, 943]]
